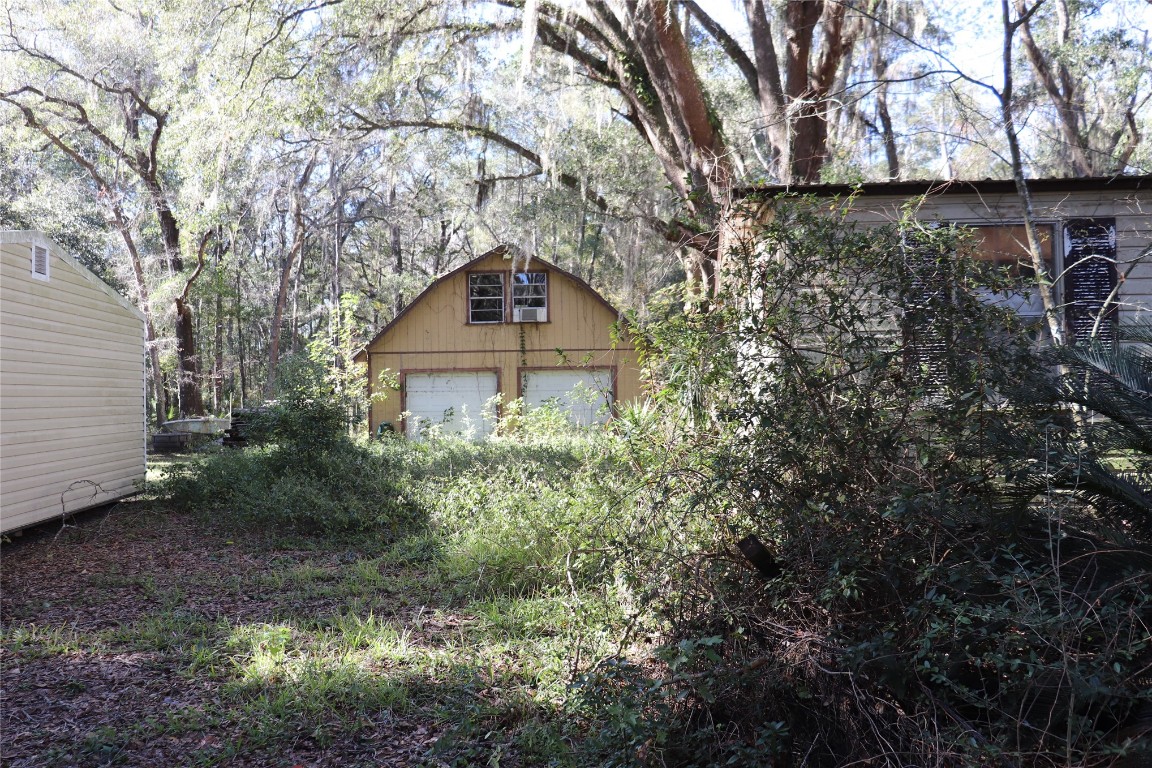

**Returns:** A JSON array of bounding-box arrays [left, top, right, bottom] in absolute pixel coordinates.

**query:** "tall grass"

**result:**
[[151, 419, 641, 765], [386, 432, 632, 598]]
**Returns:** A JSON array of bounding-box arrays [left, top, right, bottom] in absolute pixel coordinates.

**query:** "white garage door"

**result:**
[[522, 370, 613, 426], [404, 372, 498, 440]]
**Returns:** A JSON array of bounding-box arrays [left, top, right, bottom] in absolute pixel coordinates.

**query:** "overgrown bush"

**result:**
[[383, 430, 634, 598], [160, 358, 418, 536], [161, 380, 632, 598], [161, 438, 420, 536], [152, 211, 1152, 765], [580, 199, 1152, 766]]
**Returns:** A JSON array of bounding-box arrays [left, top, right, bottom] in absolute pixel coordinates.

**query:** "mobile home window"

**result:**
[[969, 224, 1055, 320], [511, 272, 547, 321], [468, 273, 505, 323], [970, 224, 1055, 277]]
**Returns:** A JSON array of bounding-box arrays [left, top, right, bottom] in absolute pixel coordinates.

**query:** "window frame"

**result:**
[[510, 271, 549, 322], [467, 272, 506, 324], [968, 223, 1056, 277], [964, 222, 1059, 321]]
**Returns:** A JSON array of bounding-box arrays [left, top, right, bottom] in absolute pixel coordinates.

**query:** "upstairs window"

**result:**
[[511, 272, 547, 322], [468, 273, 504, 323]]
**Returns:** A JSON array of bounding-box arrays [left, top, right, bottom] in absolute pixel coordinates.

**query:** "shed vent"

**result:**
[[32, 245, 49, 279]]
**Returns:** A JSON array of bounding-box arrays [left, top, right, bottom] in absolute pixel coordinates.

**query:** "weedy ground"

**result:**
[[1, 444, 633, 768]]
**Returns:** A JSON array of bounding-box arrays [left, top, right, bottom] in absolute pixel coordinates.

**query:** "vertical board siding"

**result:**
[[0, 232, 147, 533]]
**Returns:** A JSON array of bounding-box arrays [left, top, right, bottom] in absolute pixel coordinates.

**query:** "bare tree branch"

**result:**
[[347, 111, 611, 213], [684, 0, 758, 99]]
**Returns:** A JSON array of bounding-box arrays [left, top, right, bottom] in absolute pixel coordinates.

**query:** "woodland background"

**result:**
[[2, 0, 1150, 422]]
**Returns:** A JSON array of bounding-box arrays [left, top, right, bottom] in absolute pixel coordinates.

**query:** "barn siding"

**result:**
[[1, 231, 147, 533], [363, 250, 641, 433]]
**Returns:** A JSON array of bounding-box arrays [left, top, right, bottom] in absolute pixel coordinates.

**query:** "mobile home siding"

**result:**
[[725, 180, 1152, 325], [362, 249, 641, 434], [1, 231, 146, 533]]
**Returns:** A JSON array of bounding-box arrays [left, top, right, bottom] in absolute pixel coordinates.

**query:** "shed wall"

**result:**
[[1, 232, 147, 533]]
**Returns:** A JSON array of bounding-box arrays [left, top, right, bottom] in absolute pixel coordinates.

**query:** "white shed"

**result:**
[[1, 231, 147, 534]]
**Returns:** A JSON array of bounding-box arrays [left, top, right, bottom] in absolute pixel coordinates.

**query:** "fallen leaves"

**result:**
[[1, 504, 449, 767]]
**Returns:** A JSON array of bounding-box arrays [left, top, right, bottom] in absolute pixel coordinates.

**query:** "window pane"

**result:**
[[512, 273, 547, 310], [471, 284, 503, 298], [470, 275, 503, 294], [471, 298, 502, 311], [970, 225, 1054, 319], [471, 307, 504, 323], [971, 225, 1054, 277], [469, 273, 504, 322]]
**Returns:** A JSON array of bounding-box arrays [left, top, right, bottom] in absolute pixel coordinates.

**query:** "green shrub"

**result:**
[[398, 433, 632, 598], [160, 439, 420, 536], [596, 199, 1152, 766], [160, 391, 632, 590], [159, 362, 419, 536]]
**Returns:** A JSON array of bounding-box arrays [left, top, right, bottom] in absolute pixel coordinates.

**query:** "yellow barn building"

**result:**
[[357, 247, 641, 439]]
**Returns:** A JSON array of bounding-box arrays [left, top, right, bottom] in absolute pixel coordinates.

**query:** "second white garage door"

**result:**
[[404, 372, 498, 439], [522, 370, 613, 426]]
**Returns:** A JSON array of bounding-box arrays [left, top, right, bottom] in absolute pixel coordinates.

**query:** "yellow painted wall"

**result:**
[[363, 249, 641, 433]]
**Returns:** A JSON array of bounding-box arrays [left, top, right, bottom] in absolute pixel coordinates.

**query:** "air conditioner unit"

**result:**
[[513, 307, 546, 323]]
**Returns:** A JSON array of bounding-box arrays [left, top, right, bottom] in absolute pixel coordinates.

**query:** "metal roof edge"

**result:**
[[732, 175, 1152, 200]]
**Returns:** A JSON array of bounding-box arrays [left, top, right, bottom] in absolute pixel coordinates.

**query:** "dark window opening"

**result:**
[[969, 224, 1056, 320], [469, 273, 505, 323]]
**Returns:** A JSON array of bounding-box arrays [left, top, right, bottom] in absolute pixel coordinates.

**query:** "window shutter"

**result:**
[[32, 245, 49, 277], [1063, 218, 1118, 345], [902, 229, 951, 391]]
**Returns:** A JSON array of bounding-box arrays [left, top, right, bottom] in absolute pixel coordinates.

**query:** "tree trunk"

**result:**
[[435, 219, 451, 274], [235, 256, 248, 406], [877, 83, 900, 180], [587, 218, 604, 285], [174, 233, 212, 416], [744, 0, 790, 177], [108, 207, 168, 427], [213, 238, 225, 411], [1000, 0, 1064, 345], [633, 0, 729, 209], [390, 185, 403, 315], [145, 178, 209, 416], [174, 296, 205, 414], [1015, 0, 1093, 175], [265, 156, 316, 396]]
